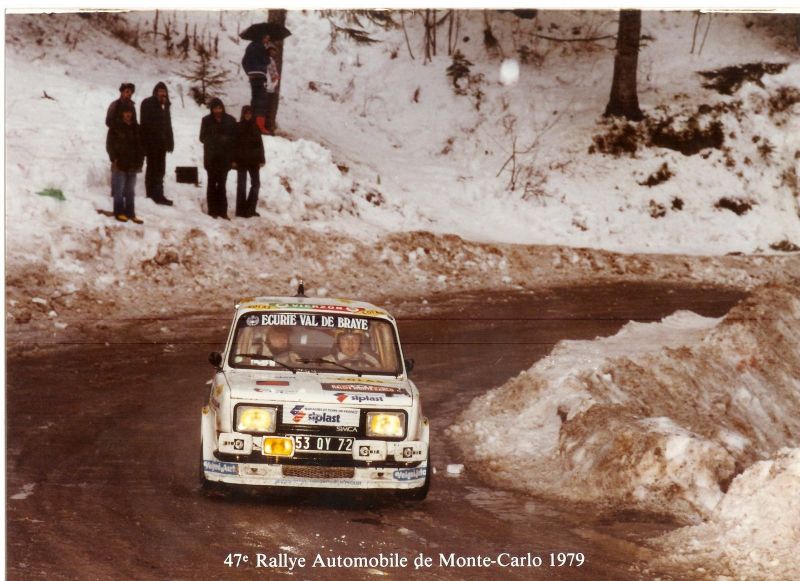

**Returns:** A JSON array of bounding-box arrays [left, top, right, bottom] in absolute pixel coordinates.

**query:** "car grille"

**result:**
[[214, 450, 420, 469], [282, 465, 355, 479]]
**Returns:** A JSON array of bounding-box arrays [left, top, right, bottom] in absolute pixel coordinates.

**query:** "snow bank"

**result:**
[[449, 283, 800, 523], [4, 11, 800, 331], [656, 448, 800, 580]]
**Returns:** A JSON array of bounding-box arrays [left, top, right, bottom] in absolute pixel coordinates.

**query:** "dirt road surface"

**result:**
[[6, 283, 745, 580]]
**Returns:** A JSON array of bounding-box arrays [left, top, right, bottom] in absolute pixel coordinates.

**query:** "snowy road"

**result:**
[[5, 283, 744, 580]]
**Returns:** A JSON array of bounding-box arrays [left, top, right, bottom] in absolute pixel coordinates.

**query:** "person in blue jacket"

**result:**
[[241, 32, 272, 135]]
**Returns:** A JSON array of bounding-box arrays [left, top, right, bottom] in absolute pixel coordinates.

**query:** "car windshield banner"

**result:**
[[242, 313, 370, 330]]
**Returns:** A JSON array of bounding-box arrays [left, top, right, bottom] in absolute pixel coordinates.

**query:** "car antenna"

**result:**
[[296, 280, 306, 297]]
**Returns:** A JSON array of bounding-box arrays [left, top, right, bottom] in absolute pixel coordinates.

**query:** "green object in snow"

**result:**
[[36, 188, 66, 201]]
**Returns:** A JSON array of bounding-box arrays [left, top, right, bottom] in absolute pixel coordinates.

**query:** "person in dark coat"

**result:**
[[140, 82, 174, 206], [241, 33, 272, 135], [106, 82, 137, 128], [232, 105, 266, 218], [199, 98, 237, 219], [106, 104, 144, 224]]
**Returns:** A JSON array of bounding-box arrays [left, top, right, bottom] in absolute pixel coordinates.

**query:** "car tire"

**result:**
[[199, 443, 225, 496]]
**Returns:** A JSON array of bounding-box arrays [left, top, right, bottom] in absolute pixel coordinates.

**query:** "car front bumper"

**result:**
[[203, 458, 428, 489]]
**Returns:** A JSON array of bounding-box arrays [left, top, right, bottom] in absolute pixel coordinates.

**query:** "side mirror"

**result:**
[[209, 351, 222, 368], [404, 358, 415, 374]]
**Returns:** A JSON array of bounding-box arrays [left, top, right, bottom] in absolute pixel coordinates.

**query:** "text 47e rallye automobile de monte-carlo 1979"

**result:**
[[200, 286, 430, 500]]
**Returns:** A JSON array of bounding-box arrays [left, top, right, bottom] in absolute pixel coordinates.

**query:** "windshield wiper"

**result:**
[[238, 353, 297, 373], [299, 357, 363, 377]]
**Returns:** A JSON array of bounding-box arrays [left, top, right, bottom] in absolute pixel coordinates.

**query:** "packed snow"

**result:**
[[449, 282, 800, 577], [4, 10, 800, 334], [656, 447, 800, 580]]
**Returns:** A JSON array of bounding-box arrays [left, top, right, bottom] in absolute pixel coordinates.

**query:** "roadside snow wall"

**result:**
[[449, 283, 800, 524], [656, 447, 800, 579]]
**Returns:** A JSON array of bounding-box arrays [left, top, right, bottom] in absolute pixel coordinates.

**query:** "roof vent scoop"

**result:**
[[296, 280, 306, 297]]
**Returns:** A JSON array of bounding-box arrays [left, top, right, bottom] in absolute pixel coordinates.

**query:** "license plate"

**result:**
[[288, 435, 354, 454]]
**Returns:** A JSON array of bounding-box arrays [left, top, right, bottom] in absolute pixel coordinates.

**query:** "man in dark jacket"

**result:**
[[140, 82, 175, 206], [232, 105, 266, 218], [199, 98, 237, 219], [106, 104, 145, 224], [106, 82, 137, 128], [241, 33, 272, 135]]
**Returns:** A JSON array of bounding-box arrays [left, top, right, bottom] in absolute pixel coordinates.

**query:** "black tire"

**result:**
[[199, 443, 225, 496]]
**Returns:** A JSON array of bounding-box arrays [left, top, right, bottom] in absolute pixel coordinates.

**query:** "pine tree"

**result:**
[[178, 46, 229, 106]]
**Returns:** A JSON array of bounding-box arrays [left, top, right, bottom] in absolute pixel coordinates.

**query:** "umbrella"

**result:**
[[240, 22, 292, 42]]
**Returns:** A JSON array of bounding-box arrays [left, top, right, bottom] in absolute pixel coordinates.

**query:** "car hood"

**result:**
[[224, 369, 414, 407]]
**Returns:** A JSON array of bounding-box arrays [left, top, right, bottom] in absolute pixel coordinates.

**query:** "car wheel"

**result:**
[[199, 442, 225, 496]]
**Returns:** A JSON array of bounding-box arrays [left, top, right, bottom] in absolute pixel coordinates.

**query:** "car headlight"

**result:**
[[366, 412, 405, 438], [236, 406, 277, 433]]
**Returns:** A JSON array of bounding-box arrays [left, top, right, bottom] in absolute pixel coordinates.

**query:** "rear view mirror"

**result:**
[[404, 358, 415, 374], [208, 351, 222, 368]]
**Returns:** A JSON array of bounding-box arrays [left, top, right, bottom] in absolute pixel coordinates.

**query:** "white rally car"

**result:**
[[200, 290, 430, 500]]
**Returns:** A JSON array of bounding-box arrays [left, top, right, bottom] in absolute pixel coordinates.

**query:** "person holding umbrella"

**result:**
[[240, 21, 291, 135], [241, 31, 272, 135]]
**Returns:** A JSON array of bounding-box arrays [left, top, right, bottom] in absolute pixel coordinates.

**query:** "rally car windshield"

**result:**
[[228, 311, 404, 376]]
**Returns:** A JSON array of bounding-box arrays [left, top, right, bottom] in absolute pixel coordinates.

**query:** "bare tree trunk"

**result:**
[[267, 8, 287, 132], [795, 14, 800, 48], [605, 9, 643, 120]]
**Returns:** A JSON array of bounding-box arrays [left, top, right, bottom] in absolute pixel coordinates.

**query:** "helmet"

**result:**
[[336, 328, 367, 349]]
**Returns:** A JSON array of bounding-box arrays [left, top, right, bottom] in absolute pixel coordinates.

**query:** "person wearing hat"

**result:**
[[199, 98, 237, 219], [106, 104, 144, 224], [232, 105, 265, 218], [105, 82, 137, 128]]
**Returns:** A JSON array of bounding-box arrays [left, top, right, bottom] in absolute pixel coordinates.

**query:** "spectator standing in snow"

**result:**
[[105, 82, 137, 128], [264, 45, 281, 135], [232, 105, 265, 218], [140, 82, 175, 206], [199, 98, 237, 220], [241, 32, 272, 135], [106, 104, 144, 224]]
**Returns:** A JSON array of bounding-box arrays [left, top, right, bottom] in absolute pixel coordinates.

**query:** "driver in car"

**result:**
[[326, 330, 379, 369], [263, 326, 300, 364]]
